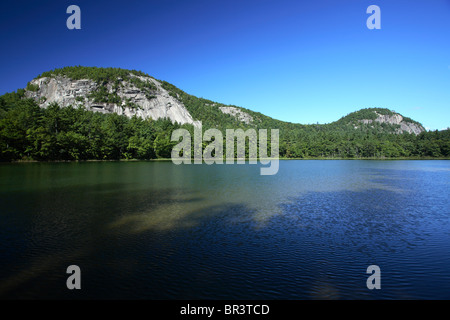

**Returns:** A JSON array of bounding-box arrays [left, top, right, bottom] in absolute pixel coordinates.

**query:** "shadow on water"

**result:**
[[1, 179, 272, 299], [0, 181, 208, 298]]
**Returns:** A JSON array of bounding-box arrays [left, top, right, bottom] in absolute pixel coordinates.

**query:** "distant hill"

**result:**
[[0, 66, 448, 161], [333, 108, 425, 135]]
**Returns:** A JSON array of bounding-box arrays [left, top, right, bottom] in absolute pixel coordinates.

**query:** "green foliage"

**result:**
[[153, 133, 175, 159], [124, 98, 141, 110], [160, 80, 255, 130], [0, 89, 25, 111], [0, 99, 181, 161], [26, 82, 39, 92], [88, 86, 122, 104], [37, 66, 152, 84], [401, 116, 422, 126], [1, 96, 448, 161], [334, 108, 423, 128], [335, 108, 393, 125]]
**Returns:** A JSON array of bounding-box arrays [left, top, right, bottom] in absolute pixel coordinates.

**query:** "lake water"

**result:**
[[0, 160, 449, 299]]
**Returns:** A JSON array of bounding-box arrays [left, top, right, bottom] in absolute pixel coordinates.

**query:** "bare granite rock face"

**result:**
[[359, 111, 425, 135], [24, 75, 201, 127], [218, 106, 253, 124]]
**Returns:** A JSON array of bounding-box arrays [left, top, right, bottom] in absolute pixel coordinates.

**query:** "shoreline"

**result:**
[[3, 157, 449, 163]]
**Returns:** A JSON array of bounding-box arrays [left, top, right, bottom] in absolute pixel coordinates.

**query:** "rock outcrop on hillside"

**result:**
[[359, 111, 425, 135], [25, 75, 201, 127], [218, 106, 253, 124]]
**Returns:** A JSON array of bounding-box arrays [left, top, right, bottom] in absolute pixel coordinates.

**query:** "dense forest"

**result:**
[[0, 67, 449, 161]]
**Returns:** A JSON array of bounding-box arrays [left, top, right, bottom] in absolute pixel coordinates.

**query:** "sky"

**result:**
[[0, 0, 449, 130]]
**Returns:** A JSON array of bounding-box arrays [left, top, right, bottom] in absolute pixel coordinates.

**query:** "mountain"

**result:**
[[0, 66, 448, 161], [23, 66, 425, 135], [25, 67, 200, 127], [333, 108, 425, 135], [23, 66, 284, 132]]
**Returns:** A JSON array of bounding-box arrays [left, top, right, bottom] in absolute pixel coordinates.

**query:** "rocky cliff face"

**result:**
[[25, 75, 201, 127], [218, 106, 253, 124], [359, 111, 425, 135]]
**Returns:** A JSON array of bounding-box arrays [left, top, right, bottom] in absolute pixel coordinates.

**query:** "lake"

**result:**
[[0, 160, 449, 299]]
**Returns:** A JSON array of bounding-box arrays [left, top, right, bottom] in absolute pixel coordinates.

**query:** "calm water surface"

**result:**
[[0, 160, 449, 299]]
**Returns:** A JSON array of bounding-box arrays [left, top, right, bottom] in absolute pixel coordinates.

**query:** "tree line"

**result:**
[[0, 88, 449, 161]]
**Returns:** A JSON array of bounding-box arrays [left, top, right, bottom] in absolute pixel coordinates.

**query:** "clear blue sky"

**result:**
[[1, 0, 449, 130]]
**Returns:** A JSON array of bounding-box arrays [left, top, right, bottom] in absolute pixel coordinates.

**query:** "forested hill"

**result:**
[[0, 66, 449, 161]]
